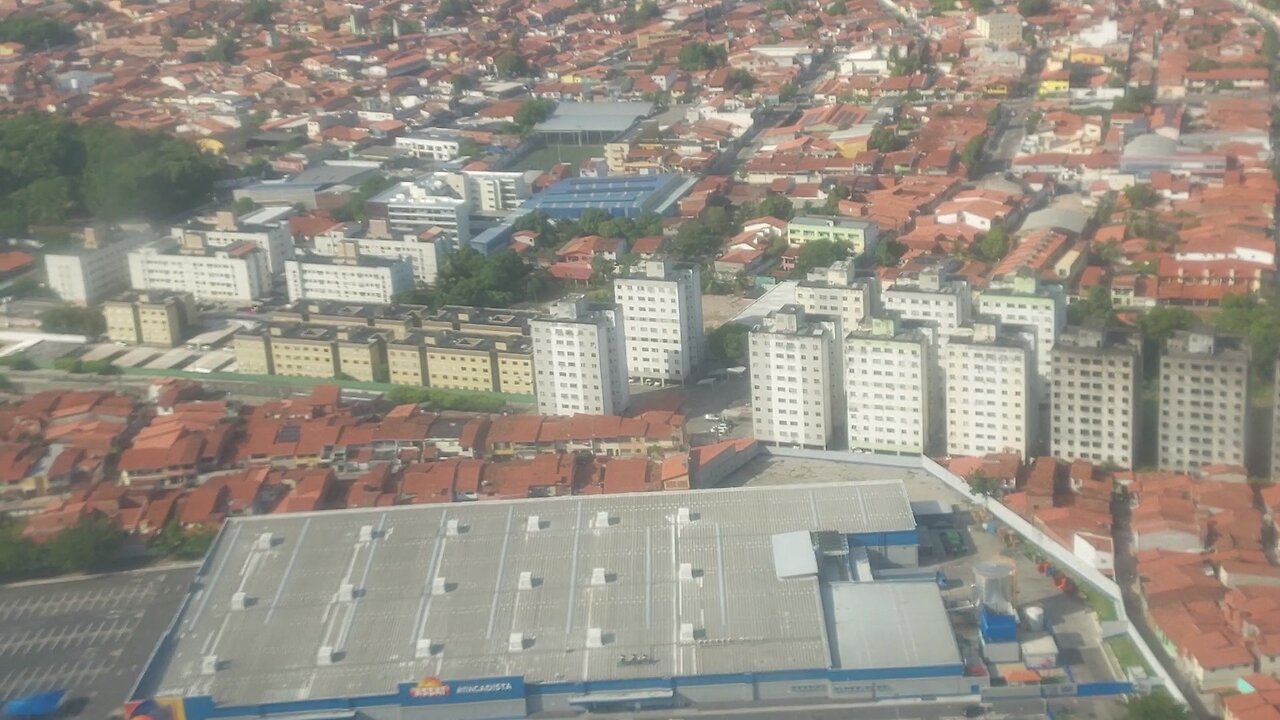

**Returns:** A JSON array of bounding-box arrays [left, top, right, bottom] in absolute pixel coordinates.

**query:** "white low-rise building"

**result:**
[[749, 305, 840, 450], [128, 236, 270, 303], [314, 222, 451, 285], [367, 177, 471, 243], [394, 129, 465, 160], [531, 296, 629, 416], [173, 210, 293, 274], [45, 225, 152, 305], [284, 242, 415, 305]]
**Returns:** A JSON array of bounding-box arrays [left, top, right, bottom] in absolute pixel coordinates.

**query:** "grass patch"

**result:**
[[1105, 635, 1150, 674], [1081, 584, 1119, 621], [512, 144, 605, 171]]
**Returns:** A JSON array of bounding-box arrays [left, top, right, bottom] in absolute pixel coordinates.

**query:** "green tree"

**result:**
[[707, 324, 749, 366], [160, 34, 178, 52], [778, 82, 798, 102], [242, 0, 279, 25], [873, 238, 907, 266], [450, 74, 475, 95], [671, 206, 733, 260], [45, 513, 125, 573], [1112, 85, 1155, 113], [1017, 0, 1049, 15], [435, 0, 472, 21], [1215, 292, 1280, 379], [1067, 285, 1116, 326], [741, 195, 794, 221], [968, 471, 1003, 498], [793, 239, 853, 276], [725, 68, 756, 94], [959, 135, 985, 174], [495, 52, 531, 78], [826, 0, 848, 13], [868, 126, 904, 152], [1123, 692, 1189, 720], [677, 42, 727, 71], [986, 106, 1002, 127], [514, 98, 556, 132], [40, 306, 106, 336], [972, 0, 994, 11], [1136, 306, 1195, 343], [428, 248, 551, 307], [1123, 183, 1160, 210], [205, 35, 240, 63], [971, 225, 1010, 262], [0, 15, 77, 48]]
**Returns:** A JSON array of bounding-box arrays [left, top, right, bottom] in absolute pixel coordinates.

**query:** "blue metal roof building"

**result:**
[[522, 175, 686, 220]]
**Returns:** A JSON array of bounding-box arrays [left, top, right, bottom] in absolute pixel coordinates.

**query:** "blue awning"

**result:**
[[2, 690, 66, 718]]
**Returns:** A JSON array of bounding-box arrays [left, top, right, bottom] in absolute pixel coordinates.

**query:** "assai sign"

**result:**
[[399, 675, 525, 705]]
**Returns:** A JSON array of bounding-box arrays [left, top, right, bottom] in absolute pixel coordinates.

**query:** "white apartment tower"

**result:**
[[45, 225, 152, 305], [531, 296, 629, 416], [944, 320, 1032, 458], [284, 243, 415, 305], [1050, 325, 1141, 468], [977, 273, 1066, 405], [795, 260, 877, 337], [845, 316, 937, 455], [174, 210, 293, 274], [749, 305, 840, 450], [614, 260, 705, 384], [314, 221, 451, 285], [1158, 330, 1249, 473], [882, 266, 972, 341]]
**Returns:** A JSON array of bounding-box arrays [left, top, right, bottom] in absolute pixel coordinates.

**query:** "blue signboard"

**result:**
[[397, 676, 526, 705]]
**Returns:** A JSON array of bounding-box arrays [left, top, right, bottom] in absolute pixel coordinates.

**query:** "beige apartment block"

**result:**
[[1158, 330, 1249, 473]]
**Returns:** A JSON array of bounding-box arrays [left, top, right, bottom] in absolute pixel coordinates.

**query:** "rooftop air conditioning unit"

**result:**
[[201, 655, 219, 675], [518, 571, 534, 590], [256, 532, 274, 550], [338, 583, 357, 602], [316, 646, 336, 666], [679, 623, 696, 644], [591, 567, 608, 585], [231, 592, 250, 610], [446, 518, 460, 536], [526, 515, 541, 532], [358, 525, 374, 542], [677, 507, 692, 524], [415, 638, 434, 659], [432, 576, 448, 595], [508, 633, 525, 653], [678, 563, 694, 581], [587, 627, 604, 648], [595, 511, 611, 527]]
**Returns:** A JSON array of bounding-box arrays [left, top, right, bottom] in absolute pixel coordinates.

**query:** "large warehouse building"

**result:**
[[130, 482, 981, 720]]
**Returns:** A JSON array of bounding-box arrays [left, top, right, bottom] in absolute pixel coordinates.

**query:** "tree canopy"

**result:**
[[707, 324, 749, 366], [1017, 0, 1050, 15], [1135, 306, 1195, 344], [1123, 692, 1189, 720], [970, 224, 1010, 262], [1215, 292, 1280, 379], [435, 0, 473, 21], [0, 14, 76, 48], [495, 52, 531, 79], [242, 0, 279, 25], [737, 195, 794, 222], [514, 98, 556, 132], [793, 239, 853, 276], [402, 248, 552, 308], [0, 114, 222, 236], [0, 513, 125, 582], [677, 42, 728, 71], [671, 206, 734, 260], [1123, 183, 1160, 210], [1067, 285, 1116, 326]]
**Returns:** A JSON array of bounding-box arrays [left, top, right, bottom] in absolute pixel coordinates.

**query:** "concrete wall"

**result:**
[[761, 447, 1187, 706]]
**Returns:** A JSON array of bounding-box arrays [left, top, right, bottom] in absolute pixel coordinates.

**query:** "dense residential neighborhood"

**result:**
[[2, 0, 1280, 717]]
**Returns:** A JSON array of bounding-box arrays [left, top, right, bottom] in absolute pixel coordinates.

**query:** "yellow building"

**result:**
[[387, 335, 428, 386], [494, 337, 535, 395], [425, 333, 498, 392], [1038, 72, 1070, 96], [102, 291, 194, 347], [335, 330, 388, 383], [233, 331, 274, 375], [267, 326, 341, 379], [1069, 48, 1106, 66]]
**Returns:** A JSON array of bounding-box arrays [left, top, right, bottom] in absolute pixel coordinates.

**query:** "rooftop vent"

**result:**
[[231, 592, 251, 610], [591, 567, 609, 585], [679, 623, 696, 644], [337, 583, 358, 602], [586, 627, 605, 648], [595, 511, 612, 528], [446, 518, 460, 536], [432, 576, 448, 596], [316, 646, 337, 666], [508, 632, 526, 653], [358, 525, 374, 542], [256, 532, 275, 551], [518, 571, 534, 590], [526, 515, 542, 532], [201, 655, 219, 675], [415, 638, 435, 659], [678, 563, 695, 581], [677, 507, 692, 524]]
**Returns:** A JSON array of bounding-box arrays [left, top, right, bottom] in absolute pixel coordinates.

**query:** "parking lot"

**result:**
[[0, 567, 195, 719]]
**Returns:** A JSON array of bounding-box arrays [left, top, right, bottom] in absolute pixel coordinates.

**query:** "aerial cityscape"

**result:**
[[0, 0, 1277, 719]]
